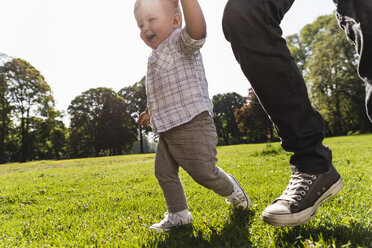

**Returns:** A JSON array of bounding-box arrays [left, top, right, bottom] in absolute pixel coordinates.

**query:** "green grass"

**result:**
[[0, 134, 371, 247]]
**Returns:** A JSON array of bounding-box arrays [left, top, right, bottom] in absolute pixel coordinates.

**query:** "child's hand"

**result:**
[[138, 111, 151, 127], [170, 0, 179, 8]]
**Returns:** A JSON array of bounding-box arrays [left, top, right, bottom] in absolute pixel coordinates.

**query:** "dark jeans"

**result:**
[[222, 0, 372, 174]]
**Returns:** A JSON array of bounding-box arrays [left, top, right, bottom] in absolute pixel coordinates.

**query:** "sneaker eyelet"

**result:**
[[312, 175, 317, 180], [308, 180, 313, 185], [296, 196, 302, 200], [305, 186, 309, 190], [301, 191, 306, 195], [294, 202, 299, 206]]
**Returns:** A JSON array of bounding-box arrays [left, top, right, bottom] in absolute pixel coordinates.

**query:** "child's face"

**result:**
[[135, 0, 180, 50]]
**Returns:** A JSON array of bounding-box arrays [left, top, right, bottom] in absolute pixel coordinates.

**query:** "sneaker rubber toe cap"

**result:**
[[263, 201, 290, 215]]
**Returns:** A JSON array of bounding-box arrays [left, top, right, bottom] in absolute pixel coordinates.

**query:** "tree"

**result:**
[[0, 53, 13, 163], [131, 134, 156, 154], [305, 15, 367, 134], [100, 94, 138, 155], [1, 58, 55, 162], [286, 34, 309, 76], [286, 14, 371, 135], [212, 92, 245, 145], [234, 88, 273, 143], [0, 72, 10, 163], [68, 87, 137, 158], [30, 107, 67, 160], [118, 77, 151, 153]]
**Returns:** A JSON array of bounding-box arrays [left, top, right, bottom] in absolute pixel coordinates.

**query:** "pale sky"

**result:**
[[0, 0, 336, 124]]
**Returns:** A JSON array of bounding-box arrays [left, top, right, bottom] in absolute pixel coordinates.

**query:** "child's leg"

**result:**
[[163, 112, 234, 197], [155, 135, 188, 213]]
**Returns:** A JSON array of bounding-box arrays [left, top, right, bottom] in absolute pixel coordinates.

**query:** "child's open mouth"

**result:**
[[147, 34, 156, 43]]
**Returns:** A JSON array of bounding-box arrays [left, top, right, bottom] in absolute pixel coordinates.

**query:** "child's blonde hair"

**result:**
[[134, 0, 183, 27]]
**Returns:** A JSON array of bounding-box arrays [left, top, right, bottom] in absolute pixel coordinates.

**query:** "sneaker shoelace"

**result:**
[[226, 187, 245, 205], [159, 212, 182, 226], [276, 172, 317, 206]]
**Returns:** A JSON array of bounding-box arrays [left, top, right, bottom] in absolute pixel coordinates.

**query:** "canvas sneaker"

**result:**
[[225, 174, 251, 210], [262, 164, 344, 226], [150, 210, 193, 231]]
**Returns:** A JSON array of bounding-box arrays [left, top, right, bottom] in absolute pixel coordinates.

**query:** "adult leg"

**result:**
[[222, 0, 343, 226], [222, 0, 331, 174], [335, 0, 372, 122]]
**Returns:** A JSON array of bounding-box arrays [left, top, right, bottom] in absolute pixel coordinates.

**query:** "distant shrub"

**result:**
[[347, 131, 360, 135], [252, 143, 283, 156]]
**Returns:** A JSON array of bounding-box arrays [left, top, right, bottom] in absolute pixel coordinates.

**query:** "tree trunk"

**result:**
[[269, 124, 274, 142], [95, 145, 100, 157], [0, 95, 6, 164], [139, 126, 144, 153], [334, 92, 344, 135], [20, 116, 27, 162], [357, 103, 368, 133], [223, 128, 229, 145], [0, 75, 6, 163]]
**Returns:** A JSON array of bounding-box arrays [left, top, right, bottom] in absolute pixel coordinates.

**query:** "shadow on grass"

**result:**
[[145, 209, 255, 248], [273, 222, 372, 247]]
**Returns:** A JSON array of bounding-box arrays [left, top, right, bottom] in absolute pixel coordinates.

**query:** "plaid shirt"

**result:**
[[146, 28, 213, 133]]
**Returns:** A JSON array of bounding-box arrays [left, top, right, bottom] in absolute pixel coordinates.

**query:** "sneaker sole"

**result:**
[[262, 177, 344, 227], [228, 174, 252, 210], [149, 226, 171, 232], [149, 222, 192, 232]]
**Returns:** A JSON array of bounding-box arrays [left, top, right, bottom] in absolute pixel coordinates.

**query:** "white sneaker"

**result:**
[[225, 174, 251, 210], [150, 210, 193, 231]]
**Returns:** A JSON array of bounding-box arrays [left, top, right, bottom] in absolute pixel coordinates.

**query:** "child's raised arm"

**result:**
[[175, 0, 206, 40]]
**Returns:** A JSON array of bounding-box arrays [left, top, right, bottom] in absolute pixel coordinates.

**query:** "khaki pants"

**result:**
[[155, 111, 234, 213]]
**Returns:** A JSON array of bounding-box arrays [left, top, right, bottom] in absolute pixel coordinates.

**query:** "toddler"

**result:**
[[134, 0, 250, 231]]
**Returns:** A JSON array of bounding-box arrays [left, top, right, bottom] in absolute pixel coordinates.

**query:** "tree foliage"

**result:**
[[0, 72, 10, 163], [212, 92, 244, 145], [68, 87, 137, 157], [118, 77, 151, 153], [0, 58, 62, 162], [286, 14, 371, 135], [234, 88, 274, 143], [1, 12, 370, 164]]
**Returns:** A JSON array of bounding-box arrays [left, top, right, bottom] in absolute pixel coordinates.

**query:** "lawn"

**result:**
[[0, 134, 371, 247]]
